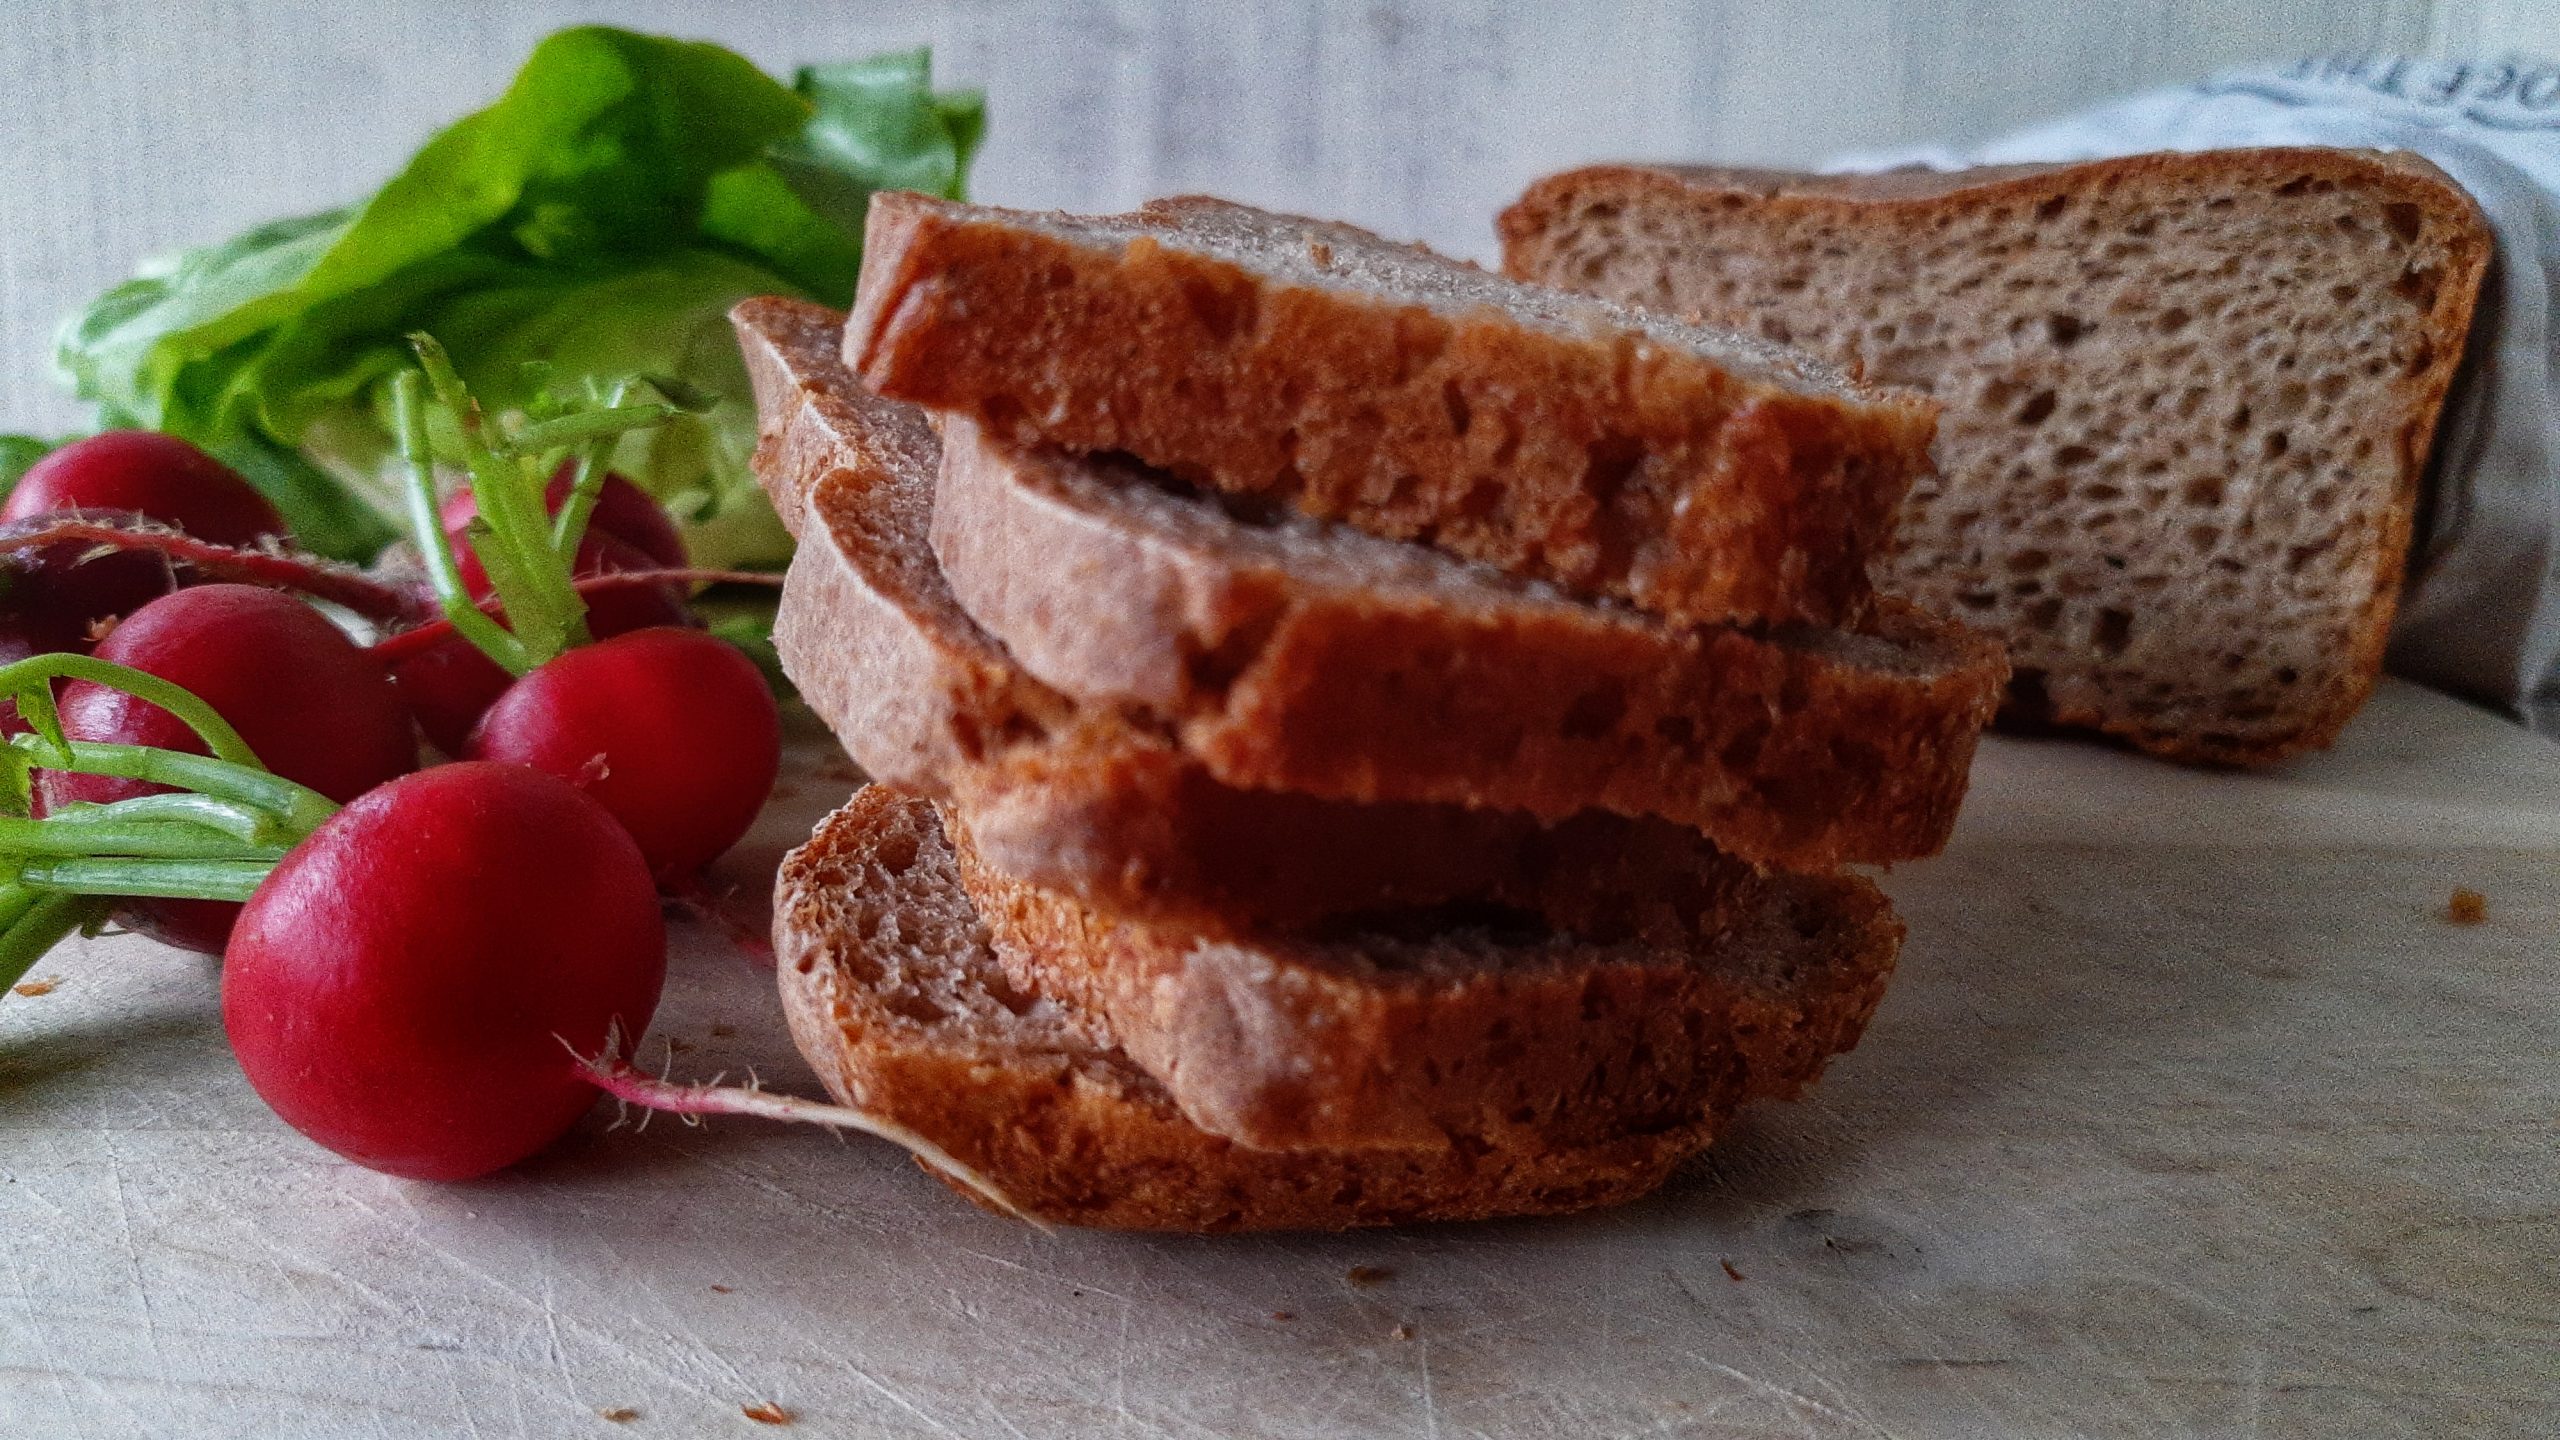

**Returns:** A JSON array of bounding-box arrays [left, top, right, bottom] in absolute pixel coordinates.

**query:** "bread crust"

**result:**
[[1499, 148, 2493, 765], [848, 192, 1938, 628], [931, 414, 2007, 866], [947, 803, 1900, 1153], [776, 788, 1753, 1230], [736, 297, 1755, 926]]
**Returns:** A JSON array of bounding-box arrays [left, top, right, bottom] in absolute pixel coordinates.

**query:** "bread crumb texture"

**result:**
[[1505, 152, 2487, 763]]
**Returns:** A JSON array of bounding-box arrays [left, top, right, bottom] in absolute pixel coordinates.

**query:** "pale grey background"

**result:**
[[0, 0, 2550, 434]]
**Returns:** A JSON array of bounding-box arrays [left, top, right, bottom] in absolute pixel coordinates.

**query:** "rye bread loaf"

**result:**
[[777, 787, 1759, 1230], [945, 803, 1899, 1153], [930, 413, 2008, 867], [736, 297, 1725, 928], [847, 192, 1939, 628], [1498, 149, 2491, 763]]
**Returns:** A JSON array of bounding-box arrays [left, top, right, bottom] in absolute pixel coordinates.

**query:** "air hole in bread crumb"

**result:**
[[2383, 201, 2424, 243], [2016, 390, 2057, 426], [2275, 667, 2300, 685], [2263, 430, 2290, 461], [2055, 445, 2096, 469], [2025, 597, 2063, 630], [2046, 313, 2089, 347], [2188, 523, 2222, 550], [1441, 381, 1472, 437], [2006, 548, 2050, 573], [2395, 264, 2442, 309], [2035, 194, 2069, 222], [2329, 282, 2359, 305], [2092, 608, 2133, 654], [2156, 306, 2191, 335], [2228, 403, 2253, 432]]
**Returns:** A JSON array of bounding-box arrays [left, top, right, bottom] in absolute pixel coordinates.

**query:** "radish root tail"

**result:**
[[571, 1041, 1047, 1231]]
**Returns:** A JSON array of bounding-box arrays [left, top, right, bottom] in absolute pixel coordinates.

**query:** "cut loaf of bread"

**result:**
[[849, 192, 1938, 628], [777, 787, 1771, 1230], [931, 413, 2007, 867], [1499, 148, 2491, 763], [946, 803, 1899, 1153], [737, 297, 1740, 927]]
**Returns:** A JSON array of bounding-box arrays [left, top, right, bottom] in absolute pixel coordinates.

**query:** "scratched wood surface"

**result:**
[[4, 681, 2556, 1437], [4, 3, 2558, 1436]]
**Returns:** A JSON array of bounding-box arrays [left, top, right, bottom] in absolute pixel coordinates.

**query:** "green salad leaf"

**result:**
[[54, 28, 982, 564]]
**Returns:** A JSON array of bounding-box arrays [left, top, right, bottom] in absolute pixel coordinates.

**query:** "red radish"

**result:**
[[441, 465, 686, 569], [3, 434, 289, 650], [470, 627, 778, 879], [222, 762, 666, 1181], [391, 532, 692, 754], [46, 585, 415, 951], [5, 431, 286, 545]]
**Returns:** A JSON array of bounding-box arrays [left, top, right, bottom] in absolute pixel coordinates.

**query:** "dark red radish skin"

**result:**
[[441, 466, 686, 570], [46, 585, 416, 952], [222, 763, 666, 1181], [392, 532, 692, 754], [2, 434, 288, 651], [5, 431, 286, 545], [469, 627, 778, 880]]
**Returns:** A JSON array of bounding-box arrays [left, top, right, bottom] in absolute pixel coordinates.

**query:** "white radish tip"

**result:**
[[566, 1036, 1050, 1232]]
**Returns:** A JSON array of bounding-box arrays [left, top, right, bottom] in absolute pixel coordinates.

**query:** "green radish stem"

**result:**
[[0, 656, 343, 999], [0, 653, 264, 770], [14, 858, 272, 902], [397, 370, 534, 676], [397, 336, 686, 676], [0, 892, 107, 996]]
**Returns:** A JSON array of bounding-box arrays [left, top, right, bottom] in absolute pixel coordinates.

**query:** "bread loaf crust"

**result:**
[[931, 414, 2007, 866], [849, 192, 1938, 628], [777, 789, 1754, 1230], [737, 297, 1771, 925], [947, 804, 1900, 1153], [1499, 148, 2492, 764]]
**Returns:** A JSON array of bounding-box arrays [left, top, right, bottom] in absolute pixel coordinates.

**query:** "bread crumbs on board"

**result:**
[[597, 1408, 639, 1423], [742, 1401, 792, 1425], [1346, 1265, 1394, 1286], [11, 977, 58, 997], [2447, 887, 2488, 925]]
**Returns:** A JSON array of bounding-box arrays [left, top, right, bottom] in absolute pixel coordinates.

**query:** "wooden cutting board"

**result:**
[[2, 679, 2551, 1437]]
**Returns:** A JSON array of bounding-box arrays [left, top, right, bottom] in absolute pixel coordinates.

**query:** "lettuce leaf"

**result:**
[[54, 28, 981, 564]]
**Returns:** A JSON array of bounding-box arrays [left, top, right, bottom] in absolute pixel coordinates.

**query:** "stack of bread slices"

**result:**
[[735, 194, 2008, 1232]]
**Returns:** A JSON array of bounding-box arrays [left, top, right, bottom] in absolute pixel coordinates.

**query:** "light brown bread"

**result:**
[[1499, 148, 2491, 763], [735, 296, 1740, 927], [931, 413, 2008, 867], [777, 787, 1758, 1230], [946, 803, 1899, 1153], [848, 192, 1939, 628]]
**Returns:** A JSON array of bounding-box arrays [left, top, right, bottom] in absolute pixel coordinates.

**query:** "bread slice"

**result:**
[[736, 296, 1732, 927], [945, 802, 1898, 1153], [930, 413, 2007, 867], [1499, 149, 2491, 763], [777, 787, 1760, 1230], [848, 192, 1938, 628]]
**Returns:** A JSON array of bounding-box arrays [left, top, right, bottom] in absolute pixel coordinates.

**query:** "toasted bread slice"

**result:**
[[1499, 149, 2491, 763], [930, 414, 2006, 866], [777, 788, 1755, 1230], [737, 297, 1721, 927], [945, 803, 1899, 1152], [847, 192, 1938, 628]]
